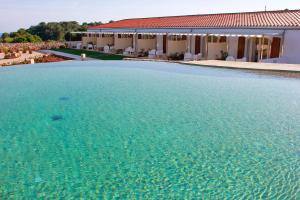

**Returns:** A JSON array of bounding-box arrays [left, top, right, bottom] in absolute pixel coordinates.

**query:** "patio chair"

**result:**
[[156, 50, 164, 59], [148, 49, 156, 59], [193, 53, 203, 61], [129, 47, 135, 55], [184, 52, 193, 61], [123, 47, 130, 55], [226, 56, 236, 61], [123, 47, 135, 55], [76, 43, 82, 49], [87, 44, 94, 50], [109, 46, 115, 53], [104, 45, 110, 53]]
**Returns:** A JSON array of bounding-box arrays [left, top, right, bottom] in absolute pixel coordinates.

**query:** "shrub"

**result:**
[[116, 49, 123, 54], [3, 37, 14, 43], [168, 53, 184, 60], [1, 30, 42, 43]]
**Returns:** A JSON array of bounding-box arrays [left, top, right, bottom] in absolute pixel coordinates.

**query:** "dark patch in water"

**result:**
[[59, 97, 70, 101], [51, 115, 63, 121]]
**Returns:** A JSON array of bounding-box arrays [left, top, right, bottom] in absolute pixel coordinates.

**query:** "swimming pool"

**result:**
[[0, 61, 300, 199]]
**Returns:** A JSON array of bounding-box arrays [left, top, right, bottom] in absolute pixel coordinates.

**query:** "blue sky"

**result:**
[[0, 0, 299, 32]]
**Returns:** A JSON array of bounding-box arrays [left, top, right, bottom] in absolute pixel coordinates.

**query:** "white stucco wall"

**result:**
[[114, 37, 133, 50], [96, 37, 114, 48], [82, 37, 97, 46], [137, 39, 156, 52], [207, 43, 227, 60], [167, 40, 187, 55], [228, 37, 238, 58], [282, 30, 300, 64]]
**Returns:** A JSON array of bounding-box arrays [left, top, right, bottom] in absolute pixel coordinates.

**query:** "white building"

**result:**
[[79, 9, 300, 64]]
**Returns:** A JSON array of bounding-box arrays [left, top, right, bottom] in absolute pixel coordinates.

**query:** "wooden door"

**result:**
[[195, 36, 201, 54], [237, 37, 246, 59], [270, 37, 281, 58], [163, 35, 167, 54]]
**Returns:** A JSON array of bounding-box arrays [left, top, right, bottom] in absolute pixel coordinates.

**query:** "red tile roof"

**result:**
[[89, 10, 300, 29]]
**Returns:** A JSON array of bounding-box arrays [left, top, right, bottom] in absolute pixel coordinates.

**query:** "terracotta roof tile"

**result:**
[[89, 10, 300, 29]]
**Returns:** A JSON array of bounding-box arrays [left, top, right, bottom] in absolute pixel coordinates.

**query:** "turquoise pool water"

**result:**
[[0, 61, 300, 199]]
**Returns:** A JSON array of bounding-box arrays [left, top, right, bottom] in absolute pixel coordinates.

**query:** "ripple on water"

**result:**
[[0, 61, 300, 199]]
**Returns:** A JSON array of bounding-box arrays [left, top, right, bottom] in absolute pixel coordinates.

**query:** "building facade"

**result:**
[[78, 9, 300, 64]]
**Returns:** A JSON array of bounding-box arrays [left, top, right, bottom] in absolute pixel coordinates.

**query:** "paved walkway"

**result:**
[[181, 60, 300, 73], [126, 58, 300, 73], [39, 50, 96, 61]]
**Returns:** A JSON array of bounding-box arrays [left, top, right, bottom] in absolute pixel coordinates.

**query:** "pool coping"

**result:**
[[124, 58, 300, 73], [39, 50, 97, 61]]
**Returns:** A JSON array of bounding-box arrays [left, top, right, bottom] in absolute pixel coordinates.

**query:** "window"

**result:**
[[255, 38, 259, 44], [101, 34, 113, 38], [219, 36, 227, 43], [208, 36, 218, 43], [118, 34, 133, 39], [138, 34, 156, 39], [263, 38, 270, 45], [255, 37, 270, 45], [168, 35, 187, 41]]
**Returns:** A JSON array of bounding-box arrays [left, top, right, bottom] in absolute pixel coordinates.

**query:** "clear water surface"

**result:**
[[0, 61, 300, 199]]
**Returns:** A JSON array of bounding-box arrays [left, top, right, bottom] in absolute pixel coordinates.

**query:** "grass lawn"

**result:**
[[53, 48, 124, 60]]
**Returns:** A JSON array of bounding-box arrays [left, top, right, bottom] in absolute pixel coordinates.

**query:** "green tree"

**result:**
[[1, 32, 11, 42], [0, 29, 42, 43], [1, 21, 108, 43], [27, 21, 88, 41], [3, 37, 14, 43]]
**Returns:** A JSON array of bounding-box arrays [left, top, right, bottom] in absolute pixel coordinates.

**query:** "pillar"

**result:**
[[244, 37, 249, 61], [267, 37, 271, 59], [206, 34, 209, 60], [187, 35, 191, 53], [133, 34, 138, 54], [226, 36, 229, 53], [260, 35, 264, 60], [248, 37, 253, 62]]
